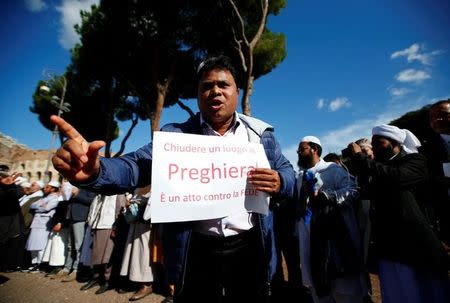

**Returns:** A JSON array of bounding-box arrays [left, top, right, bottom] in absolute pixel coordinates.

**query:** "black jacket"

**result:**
[[351, 151, 447, 274], [68, 189, 96, 222], [420, 133, 450, 245], [0, 183, 24, 242]]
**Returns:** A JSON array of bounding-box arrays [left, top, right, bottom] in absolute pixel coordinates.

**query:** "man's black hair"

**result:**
[[323, 152, 341, 163], [196, 55, 240, 86]]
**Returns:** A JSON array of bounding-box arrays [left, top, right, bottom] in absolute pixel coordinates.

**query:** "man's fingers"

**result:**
[[86, 140, 105, 158], [249, 168, 278, 182], [248, 168, 281, 194], [50, 115, 85, 143], [52, 155, 78, 174], [62, 140, 90, 164]]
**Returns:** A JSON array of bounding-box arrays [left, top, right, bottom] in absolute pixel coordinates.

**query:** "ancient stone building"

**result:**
[[0, 132, 60, 183]]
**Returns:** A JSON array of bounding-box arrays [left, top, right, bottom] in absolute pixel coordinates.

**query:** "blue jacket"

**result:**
[[85, 113, 295, 289]]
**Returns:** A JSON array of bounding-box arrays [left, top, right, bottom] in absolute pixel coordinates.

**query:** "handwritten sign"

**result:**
[[149, 131, 270, 223]]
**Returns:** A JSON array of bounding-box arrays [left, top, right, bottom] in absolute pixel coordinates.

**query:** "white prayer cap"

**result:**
[[300, 135, 321, 146], [372, 124, 421, 154], [48, 180, 61, 188], [35, 180, 45, 189], [14, 176, 28, 186], [20, 181, 32, 188]]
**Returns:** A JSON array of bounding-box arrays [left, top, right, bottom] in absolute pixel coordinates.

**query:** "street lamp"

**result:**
[[39, 72, 71, 183]]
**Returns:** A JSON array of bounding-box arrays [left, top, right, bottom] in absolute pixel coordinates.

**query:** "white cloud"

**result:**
[[391, 43, 442, 65], [24, 0, 47, 12], [388, 87, 410, 97], [396, 69, 430, 84], [317, 98, 325, 109], [56, 0, 99, 50], [329, 97, 351, 112], [282, 144, 300, 172]]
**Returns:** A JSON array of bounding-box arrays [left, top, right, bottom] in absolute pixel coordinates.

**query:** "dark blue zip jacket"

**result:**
[[84, 113, 295, 289]]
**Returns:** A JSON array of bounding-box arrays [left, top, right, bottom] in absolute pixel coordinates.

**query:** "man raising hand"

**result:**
[[50, 55, 295, 303], [50, 115, 105, 183]]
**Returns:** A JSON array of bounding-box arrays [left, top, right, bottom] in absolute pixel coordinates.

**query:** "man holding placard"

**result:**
[[50, 55, 295, 302]]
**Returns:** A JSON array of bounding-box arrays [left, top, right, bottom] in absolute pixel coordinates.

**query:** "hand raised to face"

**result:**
[[50, 115, 105, 183]]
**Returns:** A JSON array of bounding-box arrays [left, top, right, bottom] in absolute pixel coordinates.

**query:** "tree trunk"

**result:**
[[104, 79, 116, 158], [226, 0, 268, 117], [151, 81, 167, 134], [113, 115, 139, 158], [241, 54, 254, 116]]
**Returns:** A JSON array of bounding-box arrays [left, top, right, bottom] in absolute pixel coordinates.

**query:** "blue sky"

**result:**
[[1, 0, 449, 168]]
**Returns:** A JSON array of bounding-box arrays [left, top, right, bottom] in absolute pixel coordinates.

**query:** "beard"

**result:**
[[298, 153, 314, 169], [374, 145, 395, 162]]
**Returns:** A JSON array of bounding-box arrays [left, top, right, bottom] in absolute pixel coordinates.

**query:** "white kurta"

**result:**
[[42, 229, 68, 266], [25, 193, 60, 251]]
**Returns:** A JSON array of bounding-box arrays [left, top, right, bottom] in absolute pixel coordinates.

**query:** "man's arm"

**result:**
[[51, 115, 152, 194], [320, 165, 359, 205], [82, 144, 153, 194], [29, 195, 60, 213]]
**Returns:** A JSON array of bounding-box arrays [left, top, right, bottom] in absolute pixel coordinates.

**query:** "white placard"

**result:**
[[443, 162, 450, 177], [149, 131, 270, 223]]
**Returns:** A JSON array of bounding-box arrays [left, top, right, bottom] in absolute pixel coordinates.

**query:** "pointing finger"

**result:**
[[50, 115, 86, 144]]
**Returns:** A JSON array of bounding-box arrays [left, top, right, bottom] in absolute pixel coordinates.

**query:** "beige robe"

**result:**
[[120, 221, 154, 282]]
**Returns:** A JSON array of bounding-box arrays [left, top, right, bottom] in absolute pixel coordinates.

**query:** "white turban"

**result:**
[[48, 180, 61, 188], [372, 124, 421, 154], [300, 135, 321, 146], [20, 181, 32, 188]]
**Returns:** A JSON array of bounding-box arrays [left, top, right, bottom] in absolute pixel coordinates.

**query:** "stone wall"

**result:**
[[0, 132, 60, 182]]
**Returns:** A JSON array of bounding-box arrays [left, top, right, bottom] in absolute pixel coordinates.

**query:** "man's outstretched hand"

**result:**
[[50, 115, 105, 183]]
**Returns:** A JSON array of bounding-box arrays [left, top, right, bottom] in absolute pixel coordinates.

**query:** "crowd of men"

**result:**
[[1, 55, 449, 303]]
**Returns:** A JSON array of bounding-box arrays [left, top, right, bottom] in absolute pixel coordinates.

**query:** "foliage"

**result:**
[[182, 0, 287, 114], [390, 104, 434, 143], [30, 80, 62, 131], [31, 0, 287, 153]]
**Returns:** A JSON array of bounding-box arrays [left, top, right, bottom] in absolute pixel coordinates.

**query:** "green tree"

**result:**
[[73, 1, 197, 137], [49, 0, 287, 155], [183, 0, 287, 115], [223, 0, 286, 115]]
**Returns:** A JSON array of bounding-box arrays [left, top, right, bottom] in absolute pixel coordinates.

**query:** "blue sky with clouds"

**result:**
[[1, 0, 449, 168]]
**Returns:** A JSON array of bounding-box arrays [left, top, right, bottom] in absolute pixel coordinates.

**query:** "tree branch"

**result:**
[[226, 0, 249, 45], [250, 0, 268, 49], [113, 114, 139, 158], [176, 99, 195, 118], [230, 26, 247, 72]]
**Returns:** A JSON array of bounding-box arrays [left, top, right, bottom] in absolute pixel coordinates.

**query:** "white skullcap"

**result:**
[[14, 176, 28, 186], [372, 124, 421, 154], [48, 180, 61, 188], [35, 180, 45, 189], [300, 135, 321, 146], [20, 181, 32, 188]]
